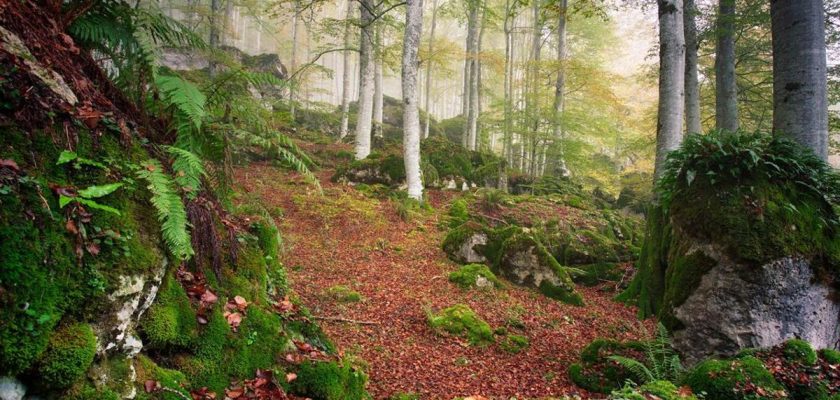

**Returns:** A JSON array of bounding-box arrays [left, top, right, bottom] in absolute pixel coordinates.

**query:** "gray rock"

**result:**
[[0, 377, 25, 400], [672, 246, 840, 365], [451, 232, 488, 264]]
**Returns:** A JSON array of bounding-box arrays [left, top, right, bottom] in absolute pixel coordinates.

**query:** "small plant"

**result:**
[[608, 323, 684, 385], [58, 182, 123, 216], [136, 159, 193, 260], [57, 150, 107, 170]]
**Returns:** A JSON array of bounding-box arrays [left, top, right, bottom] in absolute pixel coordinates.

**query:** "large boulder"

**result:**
[[620, 132, 840, 364], [497, 231, 583, 305], [442, 222, 488, 264]]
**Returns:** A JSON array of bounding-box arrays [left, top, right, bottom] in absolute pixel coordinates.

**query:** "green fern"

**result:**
[[166, 146, 206, 199], [156, 75, 207, 129], [608, 355, 655, 384], [229, 128, 321, 191], [136, 159, 193, 261], [607, 323, 684, 385]]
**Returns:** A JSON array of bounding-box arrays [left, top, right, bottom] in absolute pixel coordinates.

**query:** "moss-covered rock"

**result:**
[[427, 304, 494, 346], [783, 339, 818, 366], [327, 285, 363, 302], [819, 349, 840, 365], [497, 232, 583, 305], [684, 356, 786, 400], [140, 273, 198, 349], [442, 221, 489, 264], [447, 198, 470, 228], [609, 380, 698, 400], [569, 339, 647, 394], [290, 360, 368, 400], [36, 323, 97, 389], [572, 262, 624, 287], [448, 264, 502, 289]]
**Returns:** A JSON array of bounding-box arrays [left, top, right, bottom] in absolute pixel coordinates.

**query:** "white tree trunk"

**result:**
[[684, 0, 702, 134], [290, 0, 300, 119], [715, 0, 739, 131], [423, 0, 439, 139], [403, 0, 425, 200], [462, 0, 479, 147], [354, 0, 376, 159], [654, 0, 686, 179], [373, 25, 384, 138], [339, 0, 354, 139], [552, 0, 569, 176], [771, 0, 828, 160]]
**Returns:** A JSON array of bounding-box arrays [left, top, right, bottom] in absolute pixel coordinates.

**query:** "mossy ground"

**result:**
[[427, 304, 495, 346], [684, 356, 786, 400], [609, 380, 698, 400], [448, 264, 502, 289]]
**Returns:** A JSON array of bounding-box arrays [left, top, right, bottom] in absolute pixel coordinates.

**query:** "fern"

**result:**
[[607, 323, 684, 385], [136, 159, 193, 261], [229, 128, 321, 191], [156, 74, 207, 129], [166, 146, 206, 199], [608, 355, 655, 383]]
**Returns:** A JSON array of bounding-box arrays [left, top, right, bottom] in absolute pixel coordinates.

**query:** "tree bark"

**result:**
[[373, 24, 384, 139], [466, 1, 484, 151], [290, 0, 300, 119], [503, 0, 515, 165], [403, 0, 425, 200], [715, 0, 739, 131], [208, 0, 221, 77], [354, 0, 376, 159], [552, 0, 569, 176], [654, 0, 686, 179], [339, 0, 354, 139], [771, 0, 828, 160], [684, 0, 701, 134], [462, 0, 479, 147], [423, 0, 439, 139], [527, 0, 541, 175]]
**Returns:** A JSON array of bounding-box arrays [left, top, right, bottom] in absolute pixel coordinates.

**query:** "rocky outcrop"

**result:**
[[497, 232, 583, 305], [672, 249, 840, 365], [442, 222, 488, 264]]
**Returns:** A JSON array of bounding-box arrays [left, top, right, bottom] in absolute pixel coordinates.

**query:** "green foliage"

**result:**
[[166, 146, 206, 199], [819, 349, 840, 365], [607, 324, 684, 385], [684, 356, 786, 400], [136, 159, 193, 260], [427, 304, 494, 346], [36, 323, 97, 389], [327, 285, 363, 303], [290, 360, 368, 400], [156, 75, 207, 130], [59, 182, 124, 216], [570, 339, 648, 393], [448, 264, 502, 289], [498, 334, 530, 354], [447, 199, 470, 228], [782, 339, 818, 366], [609, 380, 697, 400]]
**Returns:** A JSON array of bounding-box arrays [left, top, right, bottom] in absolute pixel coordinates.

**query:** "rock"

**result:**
[[672, 249, 840, 365], [0, 377, 25, 400], [0, 26, 77, 105], [442, 222, 488, 264], [497, 232, 583, 305]]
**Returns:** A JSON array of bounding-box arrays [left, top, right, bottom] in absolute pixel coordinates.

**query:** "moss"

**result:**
[[819, 349, 840, 364], [657, 240, 718, 330], [684, 356, 785, 400], [448, 264, 502, 289], [783, 339, 818, 366], [250, 215, 288, 297], [135, 355, 190, 400], [447, 198, 470, 228], [327, 285, 363, 302], [562, 229, 622, 265], [572, 262, 624, 287], [441, 221, 488, 263], [290, 360, 368, 400], [570, 339, 646, 394], [64, 384, 121, 400], [390, 393, 421, 400], [140, 273, 198, 349], [427, 304, 494, 346], [498, 334, 529, 353], [609, 380, 698, 400], [36, 323, 97, 389]]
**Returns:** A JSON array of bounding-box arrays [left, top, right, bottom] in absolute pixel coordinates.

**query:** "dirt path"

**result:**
[[236, 164, 651, 400]]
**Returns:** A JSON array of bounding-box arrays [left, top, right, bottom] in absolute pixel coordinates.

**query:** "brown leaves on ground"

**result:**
[[176, 266, 219, 325], [235, 164, 653, 399]]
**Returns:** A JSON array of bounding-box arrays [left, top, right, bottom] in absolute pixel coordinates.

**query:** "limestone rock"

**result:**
[[442, 222, 488, 264], [0, 377, 25, 400], [497, 232, 583, 305]]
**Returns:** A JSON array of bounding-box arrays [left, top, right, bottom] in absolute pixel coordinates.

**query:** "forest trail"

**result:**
[[235, 163, 651, 400]]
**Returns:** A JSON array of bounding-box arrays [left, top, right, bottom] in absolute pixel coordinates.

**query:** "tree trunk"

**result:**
[[290, 0, 300, 119], [462, 0, 478, 147], [466, 1, 483, 151], [684, 0, 701, 134], [503, 0, 514, 165], [771, 0, 828, 160], [715, 0, 739, 131], [552, 0, 569, 176], [423, 0, 439, 139], [208, 0, 221, 77], [403, 0, 425, 200], [373, 25, 384, 139], [654, 0, 686, 179], [339, 0, 354, 139], [354, 0, 376, 159], [528, 0, 541, 175]]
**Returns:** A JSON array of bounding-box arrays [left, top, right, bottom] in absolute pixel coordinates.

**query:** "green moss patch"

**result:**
[[498, 334, 529, 354], [290, 360, 368, 400], [684, 356, 785, 400], [427, 304, 494, 346], [448, 264, 502, 289], [609, 380, 698, 400], [327, 285, 363, 303], [36, 323, 97, 389]]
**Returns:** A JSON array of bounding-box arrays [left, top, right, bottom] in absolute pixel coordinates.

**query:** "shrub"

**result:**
[[427, 304, 494, 346]]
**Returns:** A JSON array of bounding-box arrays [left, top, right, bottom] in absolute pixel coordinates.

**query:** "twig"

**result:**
[[158, 386, 190, 400], [313, 316, 379, 325], [475, 212, 508, 225]]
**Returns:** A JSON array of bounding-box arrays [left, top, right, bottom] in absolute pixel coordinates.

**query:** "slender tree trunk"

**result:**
[[339, 0, 354, 139], [355, 0, 376, 159], [472, 2, 487, 151], [462, 0, 478, 147], [715, 0, 739, 131], [503, 0, 514, 165], [528, 0, 541, 175], [771, 0, 828, 160], [208, 0, 221, 76], [552, 0, 568, 176], [403, 0, 425, 200], [654, 0, 686, 179], [684, 0, 702, 134], [423, 0, 439, 139], [373, 25, 384, 139], [290, 0, 300, 119]]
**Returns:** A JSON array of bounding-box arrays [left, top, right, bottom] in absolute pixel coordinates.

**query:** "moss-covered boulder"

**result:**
[[442, 221, 489, 264], [620, 132, 840, 364], [36, 323, 97, 389], [427, 304, 494, 346], [684, 356, 786, 400], [609, 380, 698, 400], [497, 231, 583, 305], [290, 360, 368, 400], [448, 264, 502, 289], [333, 153, 407, 186]]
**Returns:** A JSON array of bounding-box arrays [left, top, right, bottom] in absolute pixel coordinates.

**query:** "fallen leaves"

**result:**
[[223, 295, 249, 331], [176, 267, 218, 325]]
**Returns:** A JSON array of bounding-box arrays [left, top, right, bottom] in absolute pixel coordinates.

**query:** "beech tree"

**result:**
[[715, 0, 738, 131], [683, 0, 701, 134], [355, 0, 376, 159], [339, 0, 355, 139], [654, 0, 686, 178], [403, 0, 425, 199], [771, 0, 828, 160]]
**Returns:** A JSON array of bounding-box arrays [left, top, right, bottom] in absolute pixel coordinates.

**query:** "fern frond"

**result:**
[[156, 74, 207, 129], [166, 146, 206, 199], [229, 128, 321, 192], [608, 355, 654, 384], [136, 159, 193, 260]]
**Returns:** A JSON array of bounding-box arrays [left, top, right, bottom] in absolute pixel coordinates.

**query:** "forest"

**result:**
[[1, 0, 840, 399]]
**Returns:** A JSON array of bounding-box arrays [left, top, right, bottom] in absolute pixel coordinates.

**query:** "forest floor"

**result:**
[[234, 162, 653, 400]]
